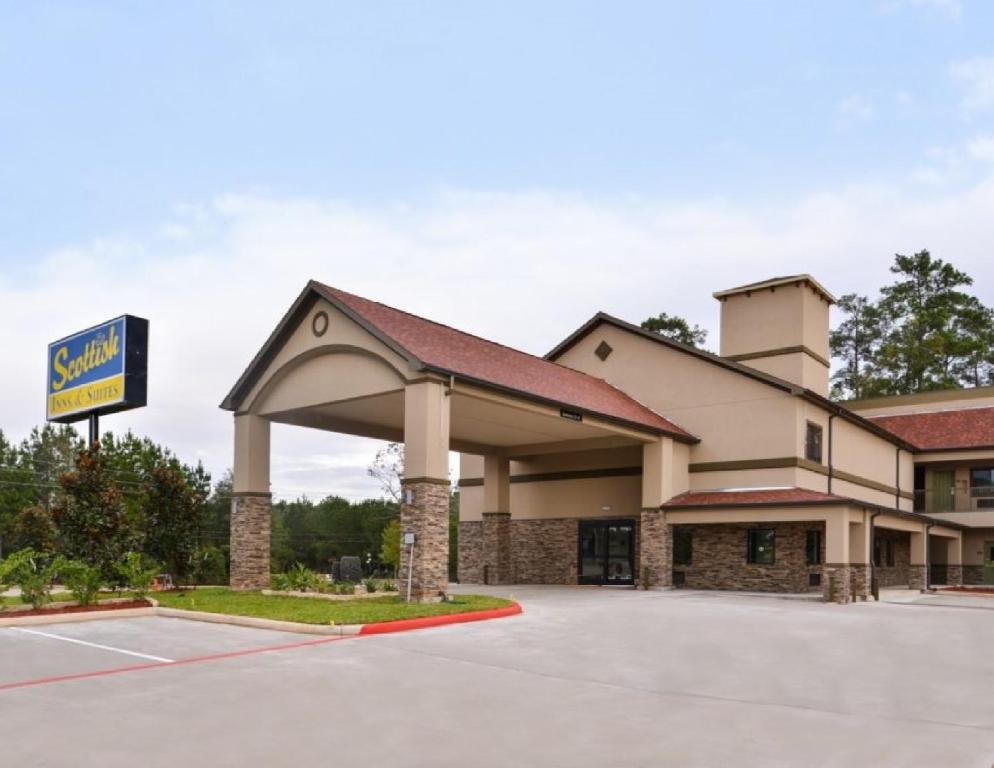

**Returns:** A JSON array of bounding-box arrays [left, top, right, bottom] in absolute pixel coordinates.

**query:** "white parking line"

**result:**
[[10, 627, 175, 663]]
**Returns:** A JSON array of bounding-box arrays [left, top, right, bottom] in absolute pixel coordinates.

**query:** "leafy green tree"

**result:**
[[640, 312, 708, 347], [140, 461, 207, 582], [8, 505, 57, 554], [874, 250, 993, 394], [368, 442, 403, 501], [830, 294, 884, 399], [830, 250, 994, 398], [52, 447, 137, 583], [380, 518, 401, 575]]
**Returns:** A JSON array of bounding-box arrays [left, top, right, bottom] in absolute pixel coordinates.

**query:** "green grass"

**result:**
[[153, 588, 513, 625]]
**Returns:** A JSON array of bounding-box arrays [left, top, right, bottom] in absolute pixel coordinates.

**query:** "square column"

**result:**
[[823, 510, 852, 603], [399, 381, 451, 601], [849, 514, 871, 601], [482, 455, 512, 584], [945, 536, 963, 586], [639, 439, 676, 589], [910, 528, 928, 591], [230, 414, 272, 590]]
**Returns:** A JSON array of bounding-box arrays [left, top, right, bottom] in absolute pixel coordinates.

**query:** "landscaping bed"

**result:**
[[0, 597, 151, 619], [153, 587, 514, 625], [938, 586, 994, 595]]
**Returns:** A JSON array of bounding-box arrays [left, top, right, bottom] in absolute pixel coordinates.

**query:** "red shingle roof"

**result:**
[[313, 283, 696, 441], [663, 488, 847, 507], [868, 407, 994, 451]]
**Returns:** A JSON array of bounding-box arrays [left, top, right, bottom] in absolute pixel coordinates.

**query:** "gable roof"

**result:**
[[222, 282, 697, 443], [868, 407, 994, 452], [545, 312, 918, 452]]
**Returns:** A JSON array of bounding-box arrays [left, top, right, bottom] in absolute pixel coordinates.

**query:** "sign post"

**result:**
[[46, 315, 149, 445], [404, 531, 416, 603]]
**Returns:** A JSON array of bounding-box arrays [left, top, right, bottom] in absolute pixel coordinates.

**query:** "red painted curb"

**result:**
[[358, 601, 522, 635]]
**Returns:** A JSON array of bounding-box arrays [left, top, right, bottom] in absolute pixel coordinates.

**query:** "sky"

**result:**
[[2, 0, 994, 500]]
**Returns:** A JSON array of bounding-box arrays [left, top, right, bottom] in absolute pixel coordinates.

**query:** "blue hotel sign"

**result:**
[[46, 315, 149, 423]]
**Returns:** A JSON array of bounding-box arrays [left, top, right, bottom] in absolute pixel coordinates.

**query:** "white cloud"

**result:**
[[836, 94, 875, 126], [951, 56, 994, 112], [3, 179, 994, 497], [967, 134, 994, 162]]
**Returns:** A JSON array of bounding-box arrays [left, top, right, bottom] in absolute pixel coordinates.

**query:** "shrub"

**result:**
[[0, 548, 60, 609], [271, 572, 290, 591], [333, 581, 356, 595], [9, 505, 57, 554], [117, 552, 160, 600], [363, 578, 377, 593], [56, 558, 104, 606], [339, 555, 362, 583], [284, 562, 324, 592], [382, 579, 398, 592], [53, 447, 137, 585], [191, 545, 228, 586]]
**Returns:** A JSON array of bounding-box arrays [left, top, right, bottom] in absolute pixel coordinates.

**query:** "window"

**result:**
[[874, 537, 895, 567], [747, 529, 775, 564], [805, 422, 823, 463], [970, 468, 994, 494], [673, 528, 693, 565], [805, 530, 822, 565]]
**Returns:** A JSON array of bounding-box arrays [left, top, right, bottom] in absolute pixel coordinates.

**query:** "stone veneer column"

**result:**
[[230, 493, 272, 590], [482, 512, 512, 585], [849, 565, 871, 601], [946, 565, 963, 586], [398, 479, 450, 600], [908, 565, 928, 591], [823, 564, 852, 603], [639, 509, 672, 589]]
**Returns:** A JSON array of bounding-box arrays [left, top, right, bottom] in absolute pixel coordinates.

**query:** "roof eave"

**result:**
[[423, 363, 700, 444]]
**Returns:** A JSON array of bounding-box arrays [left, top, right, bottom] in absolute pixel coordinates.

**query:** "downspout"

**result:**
[[869, 509, 881, 601], [924, 522, 934, 593], [827, 414, 835, 494], [895, 447, 901, 510]]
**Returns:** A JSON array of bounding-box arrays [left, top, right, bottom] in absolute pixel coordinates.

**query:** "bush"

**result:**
[[339, 555, 362, 583], [333, 581, 356, 596], [363, 578, 377, 593], [117, 552, 160, 600], [56, 558, 104, 606], [191, 545, 228, 586], [284, 563, 325, 593], [0, 548, 60, 609]]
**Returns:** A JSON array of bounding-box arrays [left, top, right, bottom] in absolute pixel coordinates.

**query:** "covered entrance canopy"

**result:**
[[221, 281, 698, 599]]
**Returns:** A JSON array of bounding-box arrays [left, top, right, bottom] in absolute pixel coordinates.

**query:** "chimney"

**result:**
[[713, 275, 835, 396]]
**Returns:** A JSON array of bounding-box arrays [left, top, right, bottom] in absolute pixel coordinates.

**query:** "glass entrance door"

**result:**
[[578, 519, 635, 585]]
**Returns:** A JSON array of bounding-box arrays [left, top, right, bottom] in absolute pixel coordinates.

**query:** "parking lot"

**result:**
[[3, 586, 994, 767]]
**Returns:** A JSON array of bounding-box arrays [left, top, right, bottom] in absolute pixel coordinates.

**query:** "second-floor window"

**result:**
[[805, 422, 823, 464], [970, 468, 994, 496]]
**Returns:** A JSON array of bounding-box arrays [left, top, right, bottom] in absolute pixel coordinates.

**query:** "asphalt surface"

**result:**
[[2, 585, 993, 767]]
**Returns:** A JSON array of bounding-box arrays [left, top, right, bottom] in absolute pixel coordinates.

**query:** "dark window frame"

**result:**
[[805, 422, 824, 464], [970, 467, 994, 490], [805, 529, 822, 565], [747, 528, 776, 565], [673, 528, 693, 566]]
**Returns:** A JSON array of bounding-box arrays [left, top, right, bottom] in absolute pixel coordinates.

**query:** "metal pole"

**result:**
[[88, 413, 100, 449], [406, 541, 415, 603]]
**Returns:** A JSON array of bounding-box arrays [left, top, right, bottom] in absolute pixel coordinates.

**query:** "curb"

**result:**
[[358, 602, 523, 635], [0, 602, 523, 636], [155, 607, 360, 636], [0, 607, 157, 628]]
